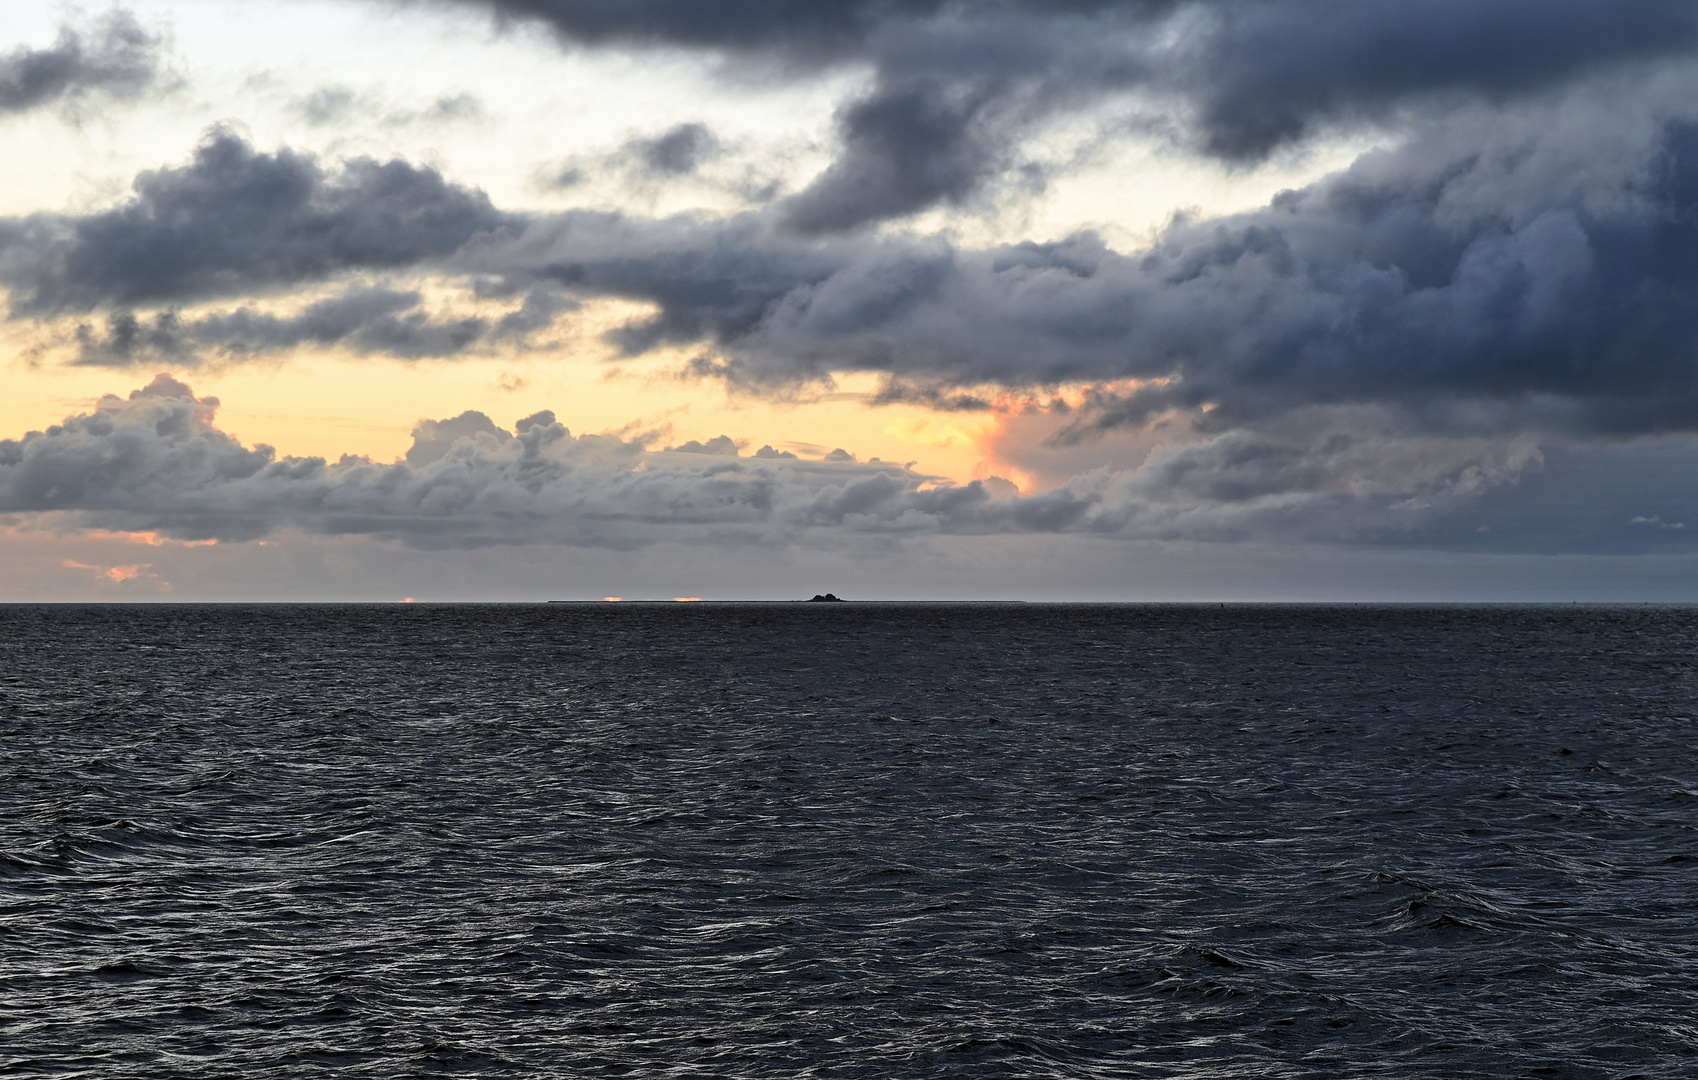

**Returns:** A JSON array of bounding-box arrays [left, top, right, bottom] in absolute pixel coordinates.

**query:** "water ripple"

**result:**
[[0, 603, 1694, 1077]]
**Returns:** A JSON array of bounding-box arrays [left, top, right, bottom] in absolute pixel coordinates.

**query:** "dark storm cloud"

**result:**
[[1173, 0, 1698, 160], [0, 131, 512, 314], [0, 11, 165, 115], [17, 98, 1698, 442], [497, 95, 1698, 440], [434, 0, 1698, 229], [516, 209, 851, 358]]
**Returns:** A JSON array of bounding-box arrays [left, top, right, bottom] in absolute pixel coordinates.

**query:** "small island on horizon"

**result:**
[[806, 593, 846, 602]]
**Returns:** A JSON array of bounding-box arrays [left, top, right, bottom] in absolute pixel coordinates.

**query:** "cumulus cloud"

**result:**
[[7, 373, 1698, 558], [0, 130, 511, 313], [667, 435, 740, 455], [11, 376, 1669, 555], [0, 376, 1071, 549], [0, 11, 166, 116]]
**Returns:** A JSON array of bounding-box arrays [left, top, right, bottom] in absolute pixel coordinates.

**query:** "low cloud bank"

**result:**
[[9, 376, 1694, 556], [0, 375, 1063, 549]]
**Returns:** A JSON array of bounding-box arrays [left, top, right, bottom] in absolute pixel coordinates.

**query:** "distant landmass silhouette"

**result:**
[[806, 593, 845, 602]]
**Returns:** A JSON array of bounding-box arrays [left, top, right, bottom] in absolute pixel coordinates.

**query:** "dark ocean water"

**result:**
[[1, 603, 1694, 1078]]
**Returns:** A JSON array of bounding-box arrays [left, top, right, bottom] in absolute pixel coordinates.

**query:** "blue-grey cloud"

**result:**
[[0, 11, 165, 116], [496, 91, 1698, 440], [16, 100, 1698, 444], [73, 310, 195, 368], [541, 122, 737, 199], [628, 122, 720, 177], [188, 287, 488, 360], [6, 72, 1698, 458], [436, 0, 969, 55], [69, 285, 566, 366], [780, 76, 1002, 234], [434, 0, 1698, 230], [0, 131, 512, 313], [1180, 0, 1698, 161]]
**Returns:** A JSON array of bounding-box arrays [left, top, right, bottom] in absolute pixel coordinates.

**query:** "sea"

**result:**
[[1, 603, 1693, 1078]]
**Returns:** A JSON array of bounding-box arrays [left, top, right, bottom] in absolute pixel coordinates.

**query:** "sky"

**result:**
[[8, 0, 1698, 600]]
